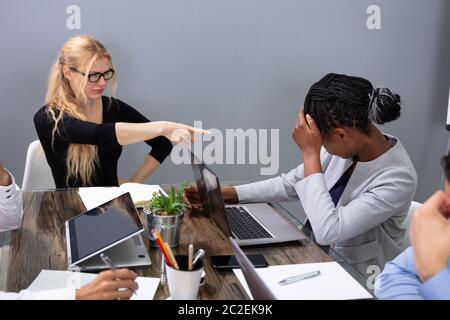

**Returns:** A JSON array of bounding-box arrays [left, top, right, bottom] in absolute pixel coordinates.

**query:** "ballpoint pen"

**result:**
[[278, 270, 321, 285], [160, 253, 166, 285], [100, 253, 138, 295], [192, 249, 205, 268], [188, 244, 194, 271]]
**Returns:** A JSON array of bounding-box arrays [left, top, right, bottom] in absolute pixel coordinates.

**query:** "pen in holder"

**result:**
[[160, 253, 166, 286], [165, 255, 204, 300]]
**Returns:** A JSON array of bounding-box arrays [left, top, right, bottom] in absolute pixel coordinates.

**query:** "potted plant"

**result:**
[[144, 182, 187, 247]]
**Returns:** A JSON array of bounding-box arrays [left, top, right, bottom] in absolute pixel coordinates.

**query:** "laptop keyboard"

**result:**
[[225, 206, 273, 240]]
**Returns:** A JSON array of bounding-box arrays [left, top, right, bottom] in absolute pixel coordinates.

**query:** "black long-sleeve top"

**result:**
[[33, 96, 173, 188]]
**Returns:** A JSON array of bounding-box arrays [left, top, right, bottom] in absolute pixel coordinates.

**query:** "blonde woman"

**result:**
[[34, 35, 206, 188]]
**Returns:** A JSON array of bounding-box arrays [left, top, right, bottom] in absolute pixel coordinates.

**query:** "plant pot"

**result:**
[[144, 208, 184, 247]]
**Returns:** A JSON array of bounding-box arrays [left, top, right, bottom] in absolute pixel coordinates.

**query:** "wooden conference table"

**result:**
[[0, 188, 369, 299]]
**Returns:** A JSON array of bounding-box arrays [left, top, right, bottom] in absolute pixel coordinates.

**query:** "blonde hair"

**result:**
[[45, 35, 117, 186]]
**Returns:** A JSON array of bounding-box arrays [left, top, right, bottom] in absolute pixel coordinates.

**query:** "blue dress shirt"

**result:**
[[375, 247, 450, 300]]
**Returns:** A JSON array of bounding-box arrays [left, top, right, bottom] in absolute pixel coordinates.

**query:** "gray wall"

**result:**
[[0, 0, 449, 203]]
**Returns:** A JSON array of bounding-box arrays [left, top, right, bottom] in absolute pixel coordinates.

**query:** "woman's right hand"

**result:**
[[183, 185, 204, 215], [0, 162, 11, 186], [158, 121, 210, 145], [75, 269, 138, 300], [222, 186, 239, 204]]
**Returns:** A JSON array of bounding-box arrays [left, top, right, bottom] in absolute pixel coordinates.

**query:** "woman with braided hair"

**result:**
[[187, 73, 417, 277]]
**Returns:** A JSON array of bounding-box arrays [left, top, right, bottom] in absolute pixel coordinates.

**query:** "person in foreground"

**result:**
[[0, 163, 137, 300], [186, 73, 417, 277], [374, 154, 450, 300]]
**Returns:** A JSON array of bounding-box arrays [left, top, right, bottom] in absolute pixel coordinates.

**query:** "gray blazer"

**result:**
[[235, 134, 417, 277]]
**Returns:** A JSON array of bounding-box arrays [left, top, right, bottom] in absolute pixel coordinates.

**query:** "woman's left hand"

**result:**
[[292, 109, 323, 155]]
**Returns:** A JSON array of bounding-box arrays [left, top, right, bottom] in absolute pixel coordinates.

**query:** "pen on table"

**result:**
[[278, 270, 322, 285], [192, 249, 205, 268], [188, 244, 194, 271], [100, 253, 138, 296]]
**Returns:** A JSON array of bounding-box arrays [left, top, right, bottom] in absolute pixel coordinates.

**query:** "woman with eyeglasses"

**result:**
[[34, 35, 207, 188]]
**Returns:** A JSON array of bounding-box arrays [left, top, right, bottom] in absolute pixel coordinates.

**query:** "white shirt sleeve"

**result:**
[[0, 170, 23, 232], [0, 287, 76, 300]]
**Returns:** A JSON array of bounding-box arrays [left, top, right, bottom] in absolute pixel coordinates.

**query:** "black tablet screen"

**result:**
[[67, 192, 143, 263]]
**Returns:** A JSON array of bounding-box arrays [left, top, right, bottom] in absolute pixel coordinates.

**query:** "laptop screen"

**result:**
[[67, 192, 144, 264], [191, 153, 232, 237], [229, 237, 276, 300]]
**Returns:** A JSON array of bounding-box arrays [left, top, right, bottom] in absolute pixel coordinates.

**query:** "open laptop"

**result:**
[[65, 192, 151, 271], [229, 237, 276, 300], [190, 152, 305, 246]]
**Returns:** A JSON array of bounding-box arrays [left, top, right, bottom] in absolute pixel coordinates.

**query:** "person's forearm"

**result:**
[[303, 150, 322, 177], [115, 122, 167, 146], [129, 156, 160, 184]]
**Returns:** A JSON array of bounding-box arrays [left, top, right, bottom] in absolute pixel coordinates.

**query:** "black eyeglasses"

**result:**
[[69, 67, 115, 83]]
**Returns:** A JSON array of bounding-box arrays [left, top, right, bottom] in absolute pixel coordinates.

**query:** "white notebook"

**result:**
[[27, 270, 160, 300], [233, 261, 372, 300], [78, 183, 167, 210]]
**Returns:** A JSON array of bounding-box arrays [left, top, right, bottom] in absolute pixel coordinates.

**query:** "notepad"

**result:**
[[27, 270, 160, 300], [78, 183, 167, 210], [233, 261, 372, 300]]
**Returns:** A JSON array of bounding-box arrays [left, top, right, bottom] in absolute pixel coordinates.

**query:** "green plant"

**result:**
[[144, 182, 188, 216]]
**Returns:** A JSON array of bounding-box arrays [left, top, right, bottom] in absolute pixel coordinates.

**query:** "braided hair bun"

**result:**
[[368, 87, 401, 125], [304, 73, 401, 134]]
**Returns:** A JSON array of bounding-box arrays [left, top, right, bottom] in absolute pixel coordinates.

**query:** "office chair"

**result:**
[[22, 140, 55, 190]]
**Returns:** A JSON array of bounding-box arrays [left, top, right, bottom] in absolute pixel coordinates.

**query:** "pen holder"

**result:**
[[145, 209, 184, 247], [165, 255, 204, 300]]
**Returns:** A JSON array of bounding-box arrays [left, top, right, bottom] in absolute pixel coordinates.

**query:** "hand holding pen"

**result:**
[[100, 253, 138, 296]]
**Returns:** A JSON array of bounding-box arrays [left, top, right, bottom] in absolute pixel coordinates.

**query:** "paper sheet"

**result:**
[[27, 270, 160, 300], [233, 261, 372, 300], [78, 183, 166, 210]]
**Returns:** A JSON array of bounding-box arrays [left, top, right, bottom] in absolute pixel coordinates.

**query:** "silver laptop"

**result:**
[[191, 153, 305, 246], [65, 192, 151, 271], [229, 237, 276, 300]]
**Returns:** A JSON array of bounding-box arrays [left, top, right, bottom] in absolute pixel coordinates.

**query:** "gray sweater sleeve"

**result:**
[[234, 166, 304, 203], [234, 148, 329, 203], [295, 168, 416, 245]]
